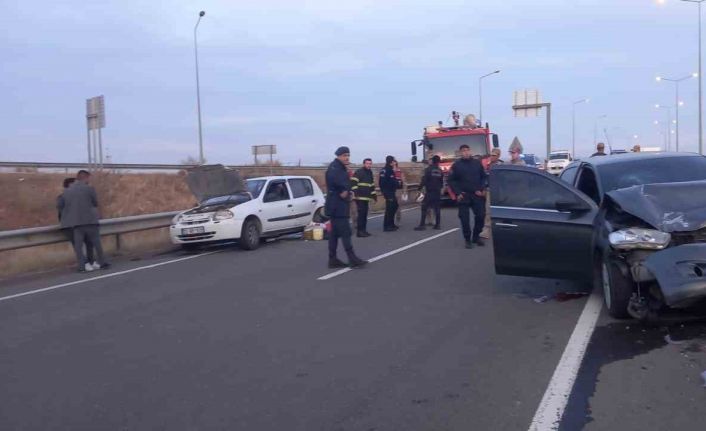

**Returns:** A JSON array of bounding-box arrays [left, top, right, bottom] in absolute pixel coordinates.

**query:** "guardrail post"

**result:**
[[115, 233, 122, 252]]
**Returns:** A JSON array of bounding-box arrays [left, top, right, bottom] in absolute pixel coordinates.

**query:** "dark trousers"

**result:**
[[329, 217, 354, 259], [72, 225, 105, 267], [458, 197, 486, 242], [355, 200, 369, 233], [383, 196, 398, 229], [420, 199, 441, 227], [62, 227, 95, 263]]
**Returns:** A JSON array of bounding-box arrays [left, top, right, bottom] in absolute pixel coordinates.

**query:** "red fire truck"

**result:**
[[410, 113, 499, 200]]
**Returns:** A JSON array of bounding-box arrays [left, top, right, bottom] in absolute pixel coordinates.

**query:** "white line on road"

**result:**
[[0, 251, 222, 304], [528, 291, 603, 431], [317, 227, 459, 281]]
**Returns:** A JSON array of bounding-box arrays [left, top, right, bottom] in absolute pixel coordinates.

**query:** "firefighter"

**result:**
[[351, 158, 377, 237], [379, 155, 401, 231], [414, 155, 442, 231], [325, 147, 367, 269], [448, 144, 488, 249]]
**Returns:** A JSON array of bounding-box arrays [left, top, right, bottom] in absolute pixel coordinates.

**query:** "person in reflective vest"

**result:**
[[351, 158, 377, 237]]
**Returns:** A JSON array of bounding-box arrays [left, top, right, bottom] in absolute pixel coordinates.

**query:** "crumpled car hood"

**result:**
[[185, 164, 245, 202], [606, 180, 706, 233]]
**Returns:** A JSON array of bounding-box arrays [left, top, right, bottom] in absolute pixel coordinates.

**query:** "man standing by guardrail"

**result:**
[[58, 170, 110, 272], [351, 158, 377, 238]]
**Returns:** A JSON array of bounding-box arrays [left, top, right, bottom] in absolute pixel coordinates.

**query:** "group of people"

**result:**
[[325, 142, 509, 268], [591, 142, 642, 157], [57, 170, 109, 273]]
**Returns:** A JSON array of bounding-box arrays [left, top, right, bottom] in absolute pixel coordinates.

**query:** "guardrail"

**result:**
[[0, 161, 328, 171]]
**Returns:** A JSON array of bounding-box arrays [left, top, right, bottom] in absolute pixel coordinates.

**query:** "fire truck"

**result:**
[[410, 113, 500, 200]]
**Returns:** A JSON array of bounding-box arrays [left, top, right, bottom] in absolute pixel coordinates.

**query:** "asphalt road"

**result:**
[[1, 208, 704, 431]]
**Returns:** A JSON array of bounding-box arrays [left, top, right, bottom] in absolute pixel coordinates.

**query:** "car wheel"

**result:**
[[312, 207, 327, 223], [240, 219, 261, 251], [601, 257, 632, 319]]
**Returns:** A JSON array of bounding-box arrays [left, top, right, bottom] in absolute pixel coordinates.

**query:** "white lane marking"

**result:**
[[317, 228, 459, 280], [367, 206, 419, 220], [0, 251, 222, 303], [528, 291, 603, 430]]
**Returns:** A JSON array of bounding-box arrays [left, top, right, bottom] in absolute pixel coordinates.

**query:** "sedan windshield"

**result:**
[[549, 153, 569, 160], [246, 179, 266, 198], [598, 156, 706, 192]]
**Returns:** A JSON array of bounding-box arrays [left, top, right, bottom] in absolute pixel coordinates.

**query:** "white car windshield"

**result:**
[[246, 179, 267, 198]]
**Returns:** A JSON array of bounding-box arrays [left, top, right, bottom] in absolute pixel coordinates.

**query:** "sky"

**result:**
[[0, 0, 703, 165]]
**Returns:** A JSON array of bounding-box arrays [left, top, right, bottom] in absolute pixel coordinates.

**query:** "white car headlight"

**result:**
[[172, 214, 183, 224], [609, 228, 671, 250], [213, 209, 234, 221]]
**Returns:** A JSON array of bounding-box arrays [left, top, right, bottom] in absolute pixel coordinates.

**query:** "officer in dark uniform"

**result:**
[[414, 155, 443, 231], [351, 158, 377, 237], [325, 147, 367, 269], [447, 144, 488, 249], [379, 155, 401, 231]]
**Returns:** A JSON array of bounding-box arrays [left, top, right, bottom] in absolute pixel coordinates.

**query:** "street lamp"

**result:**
[[681, 0, 705, 154], [656, 73, 697, 151], [572, 98, 589, 158], [655, 104, 673, 150], [478, 70, 500, 126], [594, 114, 607, 146], [194, 11, 206, 164]]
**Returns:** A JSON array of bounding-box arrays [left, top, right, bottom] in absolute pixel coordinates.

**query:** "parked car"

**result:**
[[489, 152, 706, 320], [170, 167, 325, 250], [545, 150, 572, 175], [521, 153, 540, 168]]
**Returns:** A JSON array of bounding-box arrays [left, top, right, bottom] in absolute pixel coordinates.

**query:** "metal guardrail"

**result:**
[[0, 161, 328, 171], [0, 211, 179, 252]]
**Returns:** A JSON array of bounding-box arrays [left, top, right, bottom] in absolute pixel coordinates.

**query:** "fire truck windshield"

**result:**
[[426, 134, 487, 161]]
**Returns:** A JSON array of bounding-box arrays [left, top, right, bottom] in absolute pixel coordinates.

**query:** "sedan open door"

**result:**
[[489, 165, 599, 281]]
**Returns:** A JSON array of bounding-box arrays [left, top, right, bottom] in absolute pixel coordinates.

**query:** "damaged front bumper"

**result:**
[[643, 244, 706, 308]]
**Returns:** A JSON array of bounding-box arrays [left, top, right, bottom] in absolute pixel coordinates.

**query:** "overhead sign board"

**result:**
[[251, 145, 277, 156], [513, 90, 541, 117], [86, 95, 105, 130]]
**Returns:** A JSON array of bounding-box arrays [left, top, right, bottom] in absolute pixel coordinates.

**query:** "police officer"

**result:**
[[379, 155, 401, 232], [325, 147, 367, 269], [414, 155, 443, 231], [448, 144, 488, 249], [351, 158, 377, 237]]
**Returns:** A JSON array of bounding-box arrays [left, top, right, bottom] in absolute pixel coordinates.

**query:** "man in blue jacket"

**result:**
[[325, 147, 367, 269], [379, 155, 401, 232]]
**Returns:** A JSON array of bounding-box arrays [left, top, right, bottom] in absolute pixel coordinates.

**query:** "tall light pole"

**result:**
[[681, 0, 704, 154], [572, 98, 589, 157], [655, 104, 673, 150], [194, 11, 206, 164], [478, 70, 500, 126], [594, 114, 607, 146], [656, 73, 697, 151]]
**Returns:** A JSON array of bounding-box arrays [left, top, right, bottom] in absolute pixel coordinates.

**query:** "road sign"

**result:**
[[513, 90, 541, 117], [252, 145, 277, 156], [86, 95, 105, 130]]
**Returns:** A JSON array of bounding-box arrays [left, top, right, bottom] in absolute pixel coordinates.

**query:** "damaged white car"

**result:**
[[489, 152, 706, 321], [170, 165, 325, 250]]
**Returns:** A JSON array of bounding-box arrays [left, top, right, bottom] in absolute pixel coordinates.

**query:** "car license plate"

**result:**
[[182, 226, 205, 235]]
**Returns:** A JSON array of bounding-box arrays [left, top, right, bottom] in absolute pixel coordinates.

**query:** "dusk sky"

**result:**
[[1, 0, 703, 165]]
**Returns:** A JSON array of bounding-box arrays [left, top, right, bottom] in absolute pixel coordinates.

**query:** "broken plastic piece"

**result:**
[[534, 295, 552, 304], [665, 334, 686, 345]]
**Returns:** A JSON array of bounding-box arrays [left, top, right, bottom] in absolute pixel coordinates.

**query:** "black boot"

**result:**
[[328, 257, 348, 269], [414, 225, 426, 231], [357, 231, 371, 238], [346, 251, 368, 268], [474, 238, 486, 247]]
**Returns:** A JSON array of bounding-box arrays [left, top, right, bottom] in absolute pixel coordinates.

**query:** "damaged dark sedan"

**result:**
[[489, 152, 706, 320]]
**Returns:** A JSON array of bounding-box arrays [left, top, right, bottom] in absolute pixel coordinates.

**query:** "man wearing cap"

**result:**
[[379, 155, 401, 232], [448, 144, 488, 249], [325, 147, 367, 269], [591, 143, 607, 157], [414, 155, 443, 231]]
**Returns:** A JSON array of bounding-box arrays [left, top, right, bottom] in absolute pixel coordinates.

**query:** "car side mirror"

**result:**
[[556, 200, 589, 213], [492, 134, 499, 148], [411, 155, 418, 163], [410, 141, 417, 157]]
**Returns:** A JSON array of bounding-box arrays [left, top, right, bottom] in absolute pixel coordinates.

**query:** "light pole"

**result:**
[[655, 104, 673, 150], [194, 11, 206, 164], [656, 73, 697, 151], [681, 0, 704, 154], [478, 70, 500, 126], [572, 98, 589, 157], [594, 114, 607, 146]]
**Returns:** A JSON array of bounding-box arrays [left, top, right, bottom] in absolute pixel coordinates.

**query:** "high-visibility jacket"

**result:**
[[351, 167, 377, 201]]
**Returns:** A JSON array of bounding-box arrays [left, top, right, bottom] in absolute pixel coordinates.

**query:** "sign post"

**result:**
[[512, 90, 552, 161], [251, 145, 278, 174], [86, 95, 106, 171]]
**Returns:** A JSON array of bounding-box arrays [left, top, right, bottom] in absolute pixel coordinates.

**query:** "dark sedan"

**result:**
[[489, 152, 706, 320]]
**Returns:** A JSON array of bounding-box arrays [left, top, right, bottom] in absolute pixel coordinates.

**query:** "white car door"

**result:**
[[259, 179, 295, 232], [287, 178, 320, 227]]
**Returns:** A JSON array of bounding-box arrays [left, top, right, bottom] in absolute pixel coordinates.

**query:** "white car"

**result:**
[[170, 174, 325, 250], [545, 150, 572, 175]]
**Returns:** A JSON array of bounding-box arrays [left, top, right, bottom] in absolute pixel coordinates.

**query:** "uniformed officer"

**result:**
[[351, 158, 377, 237], [325, 147, 367, 269], [414, 155, 443, 231], [447, 144, 488, 249], [379, 155, 401, 232]]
